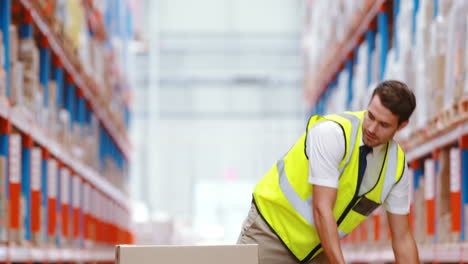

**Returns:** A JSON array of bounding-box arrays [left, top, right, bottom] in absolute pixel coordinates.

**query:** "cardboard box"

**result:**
[[9, 25, 19, 64], [10, 62, 24, 106], [115, 245, 259, 264]]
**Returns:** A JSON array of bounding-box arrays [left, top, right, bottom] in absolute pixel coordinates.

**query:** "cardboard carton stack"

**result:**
[[444, 1, 467, 109], [18, 36, 40, 114], [9, 25, 24, 107], [414, 178, 427, 244], [436, 149, 452, 243], [47, 80, 58, 138]]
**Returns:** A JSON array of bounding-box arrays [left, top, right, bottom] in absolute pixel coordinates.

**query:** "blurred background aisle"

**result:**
[[130, 0, 305, 245]]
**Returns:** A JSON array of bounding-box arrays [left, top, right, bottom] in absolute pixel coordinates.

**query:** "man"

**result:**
[[237, 80, 419, 264]]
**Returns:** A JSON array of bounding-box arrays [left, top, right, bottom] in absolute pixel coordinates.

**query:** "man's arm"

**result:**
[[387, 212, 419, 263], [312, 185, 345, 264]]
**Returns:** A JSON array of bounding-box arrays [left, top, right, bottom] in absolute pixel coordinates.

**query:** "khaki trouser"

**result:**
[[237, 202, 329, 264]]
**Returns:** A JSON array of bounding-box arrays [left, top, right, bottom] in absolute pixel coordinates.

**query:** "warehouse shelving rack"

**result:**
[[304, 0, 387, 107], [19, 0, 131, 160], [305, 0, 468, 263], [0, 0, 134, 263]]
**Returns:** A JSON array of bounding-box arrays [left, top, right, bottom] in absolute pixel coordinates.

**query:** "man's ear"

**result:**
[[397, 120, 409, 131]]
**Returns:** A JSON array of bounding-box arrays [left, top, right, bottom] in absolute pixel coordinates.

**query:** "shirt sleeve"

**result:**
[[382, 164, 410, 215], [307, 121, 345, 188]]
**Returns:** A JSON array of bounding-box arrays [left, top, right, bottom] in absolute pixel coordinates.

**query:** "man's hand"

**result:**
[[387, 212, 419, 263], [312, 185, 345, 264]]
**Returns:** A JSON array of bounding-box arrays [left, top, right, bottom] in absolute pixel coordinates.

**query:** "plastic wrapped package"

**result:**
[[414, 178, 427, 244], [306, 0, 370, 75], [64, 0, 85, 49], [9, 25, 19, 64], [393, 47, 416, 141], [444, 1, 468, 107], [372, 33, 381, 84], [439, 0, 455, 17], [415, 62, 429, 130], [58, 109, 71, 148], [428, 18, 447, 119], [351, 42, 368, 111], [415, 0, 433, 66], [19, 39, 40, 111], [33, 87, 45, 127], [436, 149, 451, 243], [383, 48, 397, 80], [396, 7, 413, 56], [336, 70, 349, 113], [10, 62, 24, 106]]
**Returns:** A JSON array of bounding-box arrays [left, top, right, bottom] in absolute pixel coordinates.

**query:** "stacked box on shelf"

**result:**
[[30, 146, 41, 245], [82, 182, 88, 247], [413, 0, 433, 129], [71, 174, 81, 247], [435, 148, 452, 243], [449, 147, 462, 243], [427, 5, 448, 120], [59, 165, 70, 246], [8, 133, 21, 243], [7, 0, 133, 252], [425, 158, 436, 244], [9, 25, 24, 106], [18, 20, 40, 116], [444, 0, 467, 109], [412, 161, 427, 244], [46, 157, 58, 246], [350, 38, 368, 111]]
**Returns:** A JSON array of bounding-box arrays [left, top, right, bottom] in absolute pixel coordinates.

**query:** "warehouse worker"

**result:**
[[237, 80, 419, 264]]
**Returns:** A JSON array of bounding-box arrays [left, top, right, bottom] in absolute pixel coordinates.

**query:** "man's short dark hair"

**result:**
[[371, 80, 416, 125]]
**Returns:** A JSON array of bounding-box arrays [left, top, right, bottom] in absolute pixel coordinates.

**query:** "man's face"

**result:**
[[362, 95, 408, 147]]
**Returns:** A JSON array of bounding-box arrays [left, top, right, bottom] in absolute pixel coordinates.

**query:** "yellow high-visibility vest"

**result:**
[[253, 111, 405, 262]]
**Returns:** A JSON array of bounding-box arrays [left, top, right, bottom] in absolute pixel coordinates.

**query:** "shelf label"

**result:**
[[47, 159, 58, 198], [424, 159, 435, 200], [73, 176, 81, 208], [31, 147, 41, 191], [8, 134, 21, 183], [61, 168, 70, 204], [450, 147, 461, 192]]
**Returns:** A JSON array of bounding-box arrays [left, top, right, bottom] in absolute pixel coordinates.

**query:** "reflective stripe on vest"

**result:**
[[336, 112, 360, 173], [381, 142, 398, 202]]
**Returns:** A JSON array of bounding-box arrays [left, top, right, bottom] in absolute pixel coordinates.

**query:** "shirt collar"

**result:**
[[360, 133, 385, 153]]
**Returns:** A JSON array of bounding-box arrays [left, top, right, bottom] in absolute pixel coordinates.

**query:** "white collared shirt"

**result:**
[[307, 121, 410, 215]]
